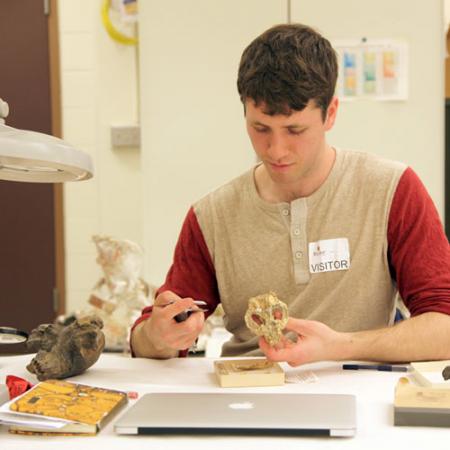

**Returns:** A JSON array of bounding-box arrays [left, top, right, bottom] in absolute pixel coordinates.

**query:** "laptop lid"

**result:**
[[114, 392, 356, 437]]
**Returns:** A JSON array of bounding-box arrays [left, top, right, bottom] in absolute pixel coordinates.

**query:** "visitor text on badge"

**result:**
[[308, 238, 350, 274]]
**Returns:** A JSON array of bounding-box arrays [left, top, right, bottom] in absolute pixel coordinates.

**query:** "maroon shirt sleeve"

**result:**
[[156, 206, 220, 307], [131, 207, 220, 356], [388, 168, 450, 316]]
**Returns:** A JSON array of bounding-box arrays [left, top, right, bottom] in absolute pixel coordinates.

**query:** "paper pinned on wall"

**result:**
[[333, 39, 409, 101], [111, 0, 138, 23]]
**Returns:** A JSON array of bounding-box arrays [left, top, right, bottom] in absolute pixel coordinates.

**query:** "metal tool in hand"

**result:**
[[174, 300, 208, 323], [156, 300, 208, 323]]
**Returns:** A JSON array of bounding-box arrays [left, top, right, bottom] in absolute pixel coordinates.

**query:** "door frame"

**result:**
[[49, 0, 65, 315]]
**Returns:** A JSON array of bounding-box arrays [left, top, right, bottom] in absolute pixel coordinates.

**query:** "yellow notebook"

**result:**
[[4, 379, 127, 435]]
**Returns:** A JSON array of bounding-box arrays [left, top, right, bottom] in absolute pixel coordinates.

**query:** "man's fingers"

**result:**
[[284, 317, 317, 335], [156, 298, 199, 320], [178, 312, 204, 334], [148, 291, 206, 351], [264, 346, 294, 361], [179, 338, 198, 349], [154, 291, 181, 306], [259, 335, 295, 355]]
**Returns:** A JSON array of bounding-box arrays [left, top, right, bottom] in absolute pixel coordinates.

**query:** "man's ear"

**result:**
[[324, 96, 339, 131]]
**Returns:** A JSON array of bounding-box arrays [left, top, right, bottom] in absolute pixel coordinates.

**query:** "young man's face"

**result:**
[[245, 98, 338, 188]]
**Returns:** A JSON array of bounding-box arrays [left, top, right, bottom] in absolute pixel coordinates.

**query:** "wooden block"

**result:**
[[410, 360, 450, 389], [394, 377, 450, 427], [214, 358, 285, 388]]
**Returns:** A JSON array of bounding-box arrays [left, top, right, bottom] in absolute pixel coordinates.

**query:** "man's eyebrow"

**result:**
[[250, 120, 269, 126], [284, 124, 307, 130], [249, 120, 307, 129]]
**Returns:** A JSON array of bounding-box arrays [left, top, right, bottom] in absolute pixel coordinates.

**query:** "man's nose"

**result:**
[[267, 134, 289, 160]]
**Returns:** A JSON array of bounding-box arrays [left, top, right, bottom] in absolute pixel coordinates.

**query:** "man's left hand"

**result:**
[[259, 317, 349, 366]]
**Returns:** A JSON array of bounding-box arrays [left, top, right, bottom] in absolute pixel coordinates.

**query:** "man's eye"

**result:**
[[254, 127, 268, 133], [288, 129, 304, 136]]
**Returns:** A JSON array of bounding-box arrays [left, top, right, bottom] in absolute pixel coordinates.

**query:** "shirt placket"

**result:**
[[290, 198, 310, 284]]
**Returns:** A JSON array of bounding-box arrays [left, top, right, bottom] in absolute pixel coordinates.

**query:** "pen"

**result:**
[[156, 300, 208, 323], [342, 364, 409, 372]]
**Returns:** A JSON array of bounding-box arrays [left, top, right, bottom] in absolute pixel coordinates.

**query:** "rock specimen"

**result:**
[[26, 316, 105, 381], [443, 365, 450, 381], [244, 292, 289, 346]]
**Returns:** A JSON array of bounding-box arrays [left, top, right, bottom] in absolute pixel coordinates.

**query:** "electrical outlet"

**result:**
[[111, 125, 141, 148]]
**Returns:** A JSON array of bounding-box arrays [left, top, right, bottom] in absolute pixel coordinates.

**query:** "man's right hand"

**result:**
[[131, 290, 206, 359]]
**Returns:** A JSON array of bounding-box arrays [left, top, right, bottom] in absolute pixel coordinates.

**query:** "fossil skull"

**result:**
[[244, 292, 288, 346]]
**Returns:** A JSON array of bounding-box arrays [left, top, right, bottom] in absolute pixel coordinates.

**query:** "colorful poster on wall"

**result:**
[[333, 39, 408, 101], [343, 50, 358, 96]]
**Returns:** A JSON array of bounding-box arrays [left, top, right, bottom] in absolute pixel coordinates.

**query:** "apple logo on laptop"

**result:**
[[228, 401, 254, 410]]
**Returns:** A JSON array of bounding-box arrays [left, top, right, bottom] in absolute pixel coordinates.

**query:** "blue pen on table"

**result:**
[[342, 364, 409, 372]]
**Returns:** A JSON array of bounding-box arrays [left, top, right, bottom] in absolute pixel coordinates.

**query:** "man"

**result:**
[[131, 23, 450, 366]]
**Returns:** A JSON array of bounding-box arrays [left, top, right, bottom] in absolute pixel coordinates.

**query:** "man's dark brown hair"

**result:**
[[237, 23, 338, 120]]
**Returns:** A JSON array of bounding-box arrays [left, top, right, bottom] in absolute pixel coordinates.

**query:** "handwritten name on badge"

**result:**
[[308, 238, 350, 274]]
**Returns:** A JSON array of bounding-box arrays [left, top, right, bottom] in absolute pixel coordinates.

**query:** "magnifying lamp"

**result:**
[[0, 99, 93, 182], [0, 97, 94, 344]]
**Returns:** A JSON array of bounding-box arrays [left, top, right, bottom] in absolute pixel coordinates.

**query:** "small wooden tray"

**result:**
[[214, 358, 285, 388], [394, 377, 450, 427]]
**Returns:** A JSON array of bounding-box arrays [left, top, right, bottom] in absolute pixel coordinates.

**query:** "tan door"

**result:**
[[0, 0, 64, 353]]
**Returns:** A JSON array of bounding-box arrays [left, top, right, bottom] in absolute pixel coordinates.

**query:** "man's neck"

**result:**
[[255, 146, 336, 203]]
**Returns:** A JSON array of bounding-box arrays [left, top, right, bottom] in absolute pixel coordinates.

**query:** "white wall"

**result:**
[[140, 0, 445, 288], [446, 0, 450, 29], [60, 0, 445, 305], [292, 0, 445, 217], [139, 1, 287, 285], [59, 0, 142, 313]]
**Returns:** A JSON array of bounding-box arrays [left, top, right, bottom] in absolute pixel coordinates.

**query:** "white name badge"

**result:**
[[308, 238, 350, 274]]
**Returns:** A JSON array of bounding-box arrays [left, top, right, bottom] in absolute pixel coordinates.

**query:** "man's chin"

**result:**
[[267, 171, 299, 186]]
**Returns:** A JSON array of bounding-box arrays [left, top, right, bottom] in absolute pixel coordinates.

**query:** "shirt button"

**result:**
[[293, 228, 300, 236], [295, 251, 303, 259], [282, 209, 289, 216]]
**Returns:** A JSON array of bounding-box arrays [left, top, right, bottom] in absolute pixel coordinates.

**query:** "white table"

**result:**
[[0, 353, 448, 449]]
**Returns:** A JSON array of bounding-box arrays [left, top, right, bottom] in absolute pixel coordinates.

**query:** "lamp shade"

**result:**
[[0, 98, 93, 183], [0, 123, 93, 182]]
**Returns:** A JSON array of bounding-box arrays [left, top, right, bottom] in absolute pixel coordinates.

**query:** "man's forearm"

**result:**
[[339, 312, 450, 362], [131, 320, 178, 359]]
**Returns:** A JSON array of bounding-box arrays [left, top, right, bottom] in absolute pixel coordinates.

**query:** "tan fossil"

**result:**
[[244, 291, 289, 346]]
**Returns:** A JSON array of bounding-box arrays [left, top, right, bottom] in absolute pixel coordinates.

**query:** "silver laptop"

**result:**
[[114, 392, 356, 437]]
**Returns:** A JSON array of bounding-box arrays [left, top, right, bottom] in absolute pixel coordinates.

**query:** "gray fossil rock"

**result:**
[[443, 365, 450, 381], [26, 316, 105, 381]]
